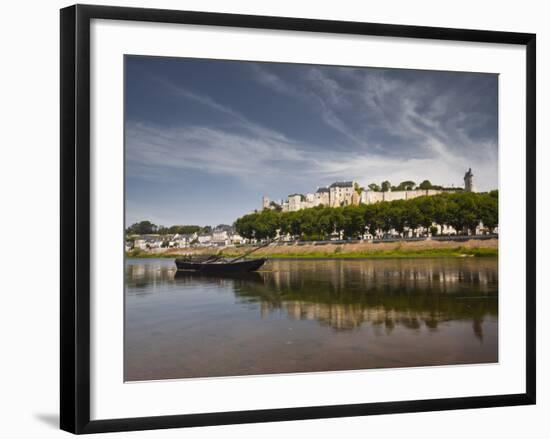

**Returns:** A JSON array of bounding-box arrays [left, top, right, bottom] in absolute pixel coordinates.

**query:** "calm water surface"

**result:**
[[125, 258, 498, 381]]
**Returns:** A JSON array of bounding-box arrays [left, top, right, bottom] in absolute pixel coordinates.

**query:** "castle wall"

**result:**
[[315, 191, 330, 206], [288, 195, 302, 212], [361, 189, 449, 205]]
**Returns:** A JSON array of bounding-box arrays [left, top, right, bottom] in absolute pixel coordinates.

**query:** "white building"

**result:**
[[230, 232, 245, 245], [314, 187, 330, 206], [288, 194, 304, 212], [329, 181, 357, 207], [211, 229, 230, 246], [304, 192, 315, 206], [172, 232, 198, 248], [197, 234, 212, 246], [133, 239, 146, 250]]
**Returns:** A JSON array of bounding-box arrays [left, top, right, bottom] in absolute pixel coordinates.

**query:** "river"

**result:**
[[125, 257, 498, 381]]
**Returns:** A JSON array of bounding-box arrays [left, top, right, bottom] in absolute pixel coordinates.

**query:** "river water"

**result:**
[[125, 258, 498, 381]]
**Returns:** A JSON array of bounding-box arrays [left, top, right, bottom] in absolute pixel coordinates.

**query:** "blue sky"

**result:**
[[125, 56, 498, 227]]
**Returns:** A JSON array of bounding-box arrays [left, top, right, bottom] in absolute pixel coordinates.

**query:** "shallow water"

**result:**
[[124, 258, 498, 381]]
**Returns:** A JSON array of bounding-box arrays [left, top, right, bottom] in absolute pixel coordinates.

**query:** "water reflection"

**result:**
[[127, 259, 497, 336], [125, 258, 498, 380]]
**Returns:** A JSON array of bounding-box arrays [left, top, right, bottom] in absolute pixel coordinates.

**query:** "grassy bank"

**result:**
[[126, 239, 498, 259], [241, 247, 498, 259]]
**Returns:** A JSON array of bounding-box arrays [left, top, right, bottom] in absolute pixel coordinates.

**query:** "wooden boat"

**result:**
[[175, 238, 278, 273], [175, 257, 266, 273]]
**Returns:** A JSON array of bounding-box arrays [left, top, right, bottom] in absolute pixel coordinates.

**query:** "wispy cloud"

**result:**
[[126, 121, 308, 179], [248, 63, 497, 175], [161, 80, 292, 143], [250, 64, 370, 149]]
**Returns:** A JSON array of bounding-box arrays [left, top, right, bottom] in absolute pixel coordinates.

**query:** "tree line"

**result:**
[[125, 221, 209, 236], [234, 191, 498, 241]]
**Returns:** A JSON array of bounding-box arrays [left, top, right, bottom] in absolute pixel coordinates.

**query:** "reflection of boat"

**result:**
[[174, 270, 263, 283], [175, 257, 267, 273]]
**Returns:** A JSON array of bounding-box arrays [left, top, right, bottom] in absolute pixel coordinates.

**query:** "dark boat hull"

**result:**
[[175, 258, 267, 273]]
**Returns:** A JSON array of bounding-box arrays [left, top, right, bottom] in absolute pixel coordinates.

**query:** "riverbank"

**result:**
[[126, 238, 498, 259]]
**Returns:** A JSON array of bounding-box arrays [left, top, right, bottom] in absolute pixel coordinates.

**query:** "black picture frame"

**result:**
[[60, 4, 536, 434]]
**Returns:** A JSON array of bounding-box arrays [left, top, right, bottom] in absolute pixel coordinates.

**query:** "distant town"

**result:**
[[126, 223, 245, 253], [126, 168, 498, 253]]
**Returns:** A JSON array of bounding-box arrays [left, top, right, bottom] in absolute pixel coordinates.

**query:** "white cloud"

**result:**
[[126, 122, 307, 179], [127, 119, 497, 192]]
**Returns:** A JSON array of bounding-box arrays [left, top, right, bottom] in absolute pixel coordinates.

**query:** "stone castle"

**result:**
[[262, 169, 475, 212]]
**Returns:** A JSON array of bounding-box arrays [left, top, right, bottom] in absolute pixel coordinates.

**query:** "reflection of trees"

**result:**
[[233, 259, 498, 337], [126, 258, 498, 338]]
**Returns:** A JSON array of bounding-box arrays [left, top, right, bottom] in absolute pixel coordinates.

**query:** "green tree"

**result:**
[[445, 198, 464, 234], [234, 213, 258, 240], [405, 204, 422, 235], [396, 180, 416, 191], [457, 192, 481, 234], [363, 204, 381, 237], [433, 193, 451, 230], [479, 191, 498, 233], [317, 208, 334, 239], [415, 196, 436, 234], [342, 205, 366, 238], [298, 208, 317, 238], [418, 180, 433, 190], [389, 201, 406, 235], [368, 183, 381, 192], [375, 202, 393, 233], [167, 225, 201, 235], [329, 208, 345, 237], [381, 181, 391, 192], [126, 220, 157, 235]]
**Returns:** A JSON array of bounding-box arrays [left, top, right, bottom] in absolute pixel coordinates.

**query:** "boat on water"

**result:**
[[174, 237, 278, 273], [175, 256, 267, 273]]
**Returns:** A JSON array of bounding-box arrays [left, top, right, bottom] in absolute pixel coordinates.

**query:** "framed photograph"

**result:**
[[60, 4, 536, 434]]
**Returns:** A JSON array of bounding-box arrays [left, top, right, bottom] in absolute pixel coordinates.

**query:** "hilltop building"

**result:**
[[287, 194, 303, 212], [464, 168, 474, 192], [315, 187, 330, 206], [329, 181, 359, 207], [262, 169, 475, 213]]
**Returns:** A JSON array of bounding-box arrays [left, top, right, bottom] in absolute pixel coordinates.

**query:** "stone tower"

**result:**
[[262, 196, 270, 210], [464, 168, 474, 192]]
